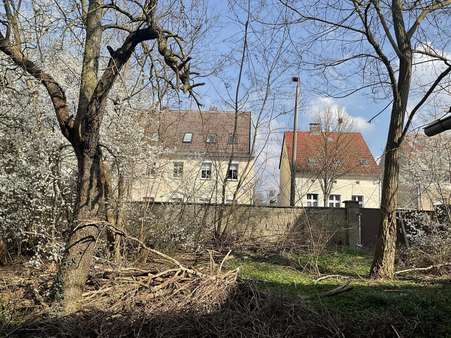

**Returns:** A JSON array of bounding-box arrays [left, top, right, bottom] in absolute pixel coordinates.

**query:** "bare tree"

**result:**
[[306, 108, 358, 206], [278, 0, 451, 278], [0, 0, 200, 312]]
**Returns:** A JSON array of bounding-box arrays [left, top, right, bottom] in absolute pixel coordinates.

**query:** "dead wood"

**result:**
[[314, 274, 351, 283], [395, 263, 451, 275]]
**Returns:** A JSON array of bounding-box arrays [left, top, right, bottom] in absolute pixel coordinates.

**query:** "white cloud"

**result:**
[[252, 114, 286, 195], [305, 96, 372, 132], [408, 45, 451, 125]]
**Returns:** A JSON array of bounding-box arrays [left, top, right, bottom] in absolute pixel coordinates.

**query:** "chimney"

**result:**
[[309, 122, 321, 133]]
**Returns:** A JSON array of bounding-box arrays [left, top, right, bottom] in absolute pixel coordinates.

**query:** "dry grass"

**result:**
[[2, 249, 450, 337], [1, 251, 345, 338]]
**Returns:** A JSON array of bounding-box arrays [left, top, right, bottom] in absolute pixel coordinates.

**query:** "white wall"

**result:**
[[294, 176, 380, 208], [129, 156, 256, 204]]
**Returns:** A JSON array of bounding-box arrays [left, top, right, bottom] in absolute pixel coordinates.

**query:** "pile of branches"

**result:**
[[1, 247, 244, 337], [81, 251, 238, 314]]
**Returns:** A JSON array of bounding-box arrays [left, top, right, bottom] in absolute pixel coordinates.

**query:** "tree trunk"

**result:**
[[370, 142, 400, 278], [59, 146, 107, 313]]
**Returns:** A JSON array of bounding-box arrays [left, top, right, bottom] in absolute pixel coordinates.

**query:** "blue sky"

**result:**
[[174, 0, 450, 193], [185, 0, 394, 157]]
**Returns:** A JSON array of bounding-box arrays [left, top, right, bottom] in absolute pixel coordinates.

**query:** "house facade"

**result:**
[[396, 133, 451, 210], [130, 109, 255, 204], [279, 123, 380, 208]]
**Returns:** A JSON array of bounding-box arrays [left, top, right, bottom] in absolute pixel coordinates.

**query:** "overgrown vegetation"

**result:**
[[1, 249, 450, 337], [230, 249, 451, 337]]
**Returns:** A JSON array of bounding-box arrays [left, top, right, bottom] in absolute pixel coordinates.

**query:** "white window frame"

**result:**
[[359, 159, 369, 165], [227, 163, 239, 180], [182, 132, 193, 143], [329, 194, 341, 207], [173, 161, 184, 178], [306, 193, 319, 207], [201, 162, 212, 180], [149, 132, 159, 142], [352, 195, 364, 207]]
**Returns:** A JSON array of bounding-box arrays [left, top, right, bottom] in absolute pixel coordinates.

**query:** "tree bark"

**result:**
[[59, 146, 107, 313], [369, 0, 414, 279], [370, 142, 399, 278]]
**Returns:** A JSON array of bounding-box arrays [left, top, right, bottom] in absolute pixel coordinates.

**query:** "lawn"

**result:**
[[229, 249, 451, 337]]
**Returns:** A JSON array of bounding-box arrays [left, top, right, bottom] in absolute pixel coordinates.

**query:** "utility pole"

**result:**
[[290, 76, 300, 207]]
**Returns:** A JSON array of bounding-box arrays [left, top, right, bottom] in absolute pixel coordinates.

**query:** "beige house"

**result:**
[[396, 133, 451, 210], [130, 109, 255, 204], [279, 123, 380, 208]]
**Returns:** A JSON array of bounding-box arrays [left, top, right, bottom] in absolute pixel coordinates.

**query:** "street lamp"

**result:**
[[290, 76, 300, 207]]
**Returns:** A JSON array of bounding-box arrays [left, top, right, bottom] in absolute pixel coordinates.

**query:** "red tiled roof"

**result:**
[[282, 131, 379, 176], [147, 109, 252, 157]]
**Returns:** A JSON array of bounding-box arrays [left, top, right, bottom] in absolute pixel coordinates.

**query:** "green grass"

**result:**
[[229, 249, 451, 337]]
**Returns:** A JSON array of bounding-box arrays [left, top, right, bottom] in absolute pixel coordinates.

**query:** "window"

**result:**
[[143, 196, 155, 202], [173, 162, 183, 178], [352, 195, 364, 207], [206, 133, 217, 144], [170, 197, 183, 203], [182, 132, 193, 143], [199, 197, 211, 204], [228, 133, 238, 144], [227, 163, 238, 180], [308, 158, 316, 165], [329, 194, 341, 207], [149, 132, 159, 142], [146, 162, 157, 176], [201, 162, 212, 179], [359, 159, 369, 165], [307, 193, 318, 207]]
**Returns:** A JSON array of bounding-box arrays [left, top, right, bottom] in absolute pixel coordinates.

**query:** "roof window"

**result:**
[[206, 133, 217, 144], [228, 133, 238, 144], [182, 132, 193, 143]]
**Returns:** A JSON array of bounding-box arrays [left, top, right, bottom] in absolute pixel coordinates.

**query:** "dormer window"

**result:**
[[182, 132, 193, 143], [206, 133, 217, 144], [359, 159, 369, 165]]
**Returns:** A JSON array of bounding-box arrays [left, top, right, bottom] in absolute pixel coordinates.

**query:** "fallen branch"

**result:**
[[318, 282, 353, 297], [84, 220, 207, 278], [303, 281, 353, 300], [314, 274, 351, 284], [395, 263, 451, 275]]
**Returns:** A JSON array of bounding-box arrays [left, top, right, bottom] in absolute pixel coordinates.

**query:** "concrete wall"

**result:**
[[125, 201, 362, 249]]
